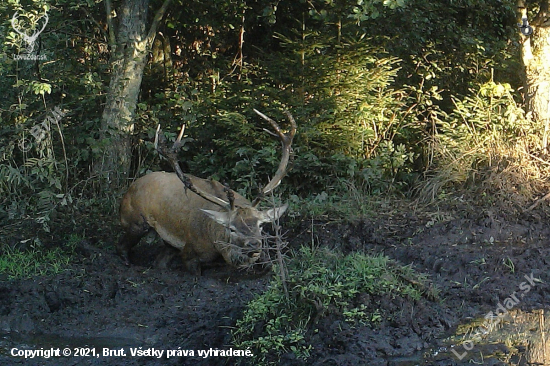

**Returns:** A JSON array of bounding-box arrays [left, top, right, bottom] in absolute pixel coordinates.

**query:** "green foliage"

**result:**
[[287, 178, 379, 221], [0, 0, 534, 234], [0, 109, 72, 231], [442, 81, 530, 149], [0, 0, 110, 227], [368, 0, 520, 100], [0, 244, 73, 280], [158, 32, 423, 197], [419, 81, 539, 202], [232, 246, 430, 364], [350, 0, 407, 21]]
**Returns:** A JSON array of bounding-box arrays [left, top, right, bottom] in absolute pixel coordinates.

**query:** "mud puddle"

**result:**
[[403, 308, 548, 365]]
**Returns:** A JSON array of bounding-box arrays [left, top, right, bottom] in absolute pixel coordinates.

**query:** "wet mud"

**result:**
[[1, 203, 550, 365]]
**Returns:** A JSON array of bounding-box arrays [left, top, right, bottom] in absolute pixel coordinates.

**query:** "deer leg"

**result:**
[[116, 232, 143, 266], [153, 242, 179, 269], [183, 257, 202, 276], [180, 245, 202, 276], [116, 218, 150, 265]]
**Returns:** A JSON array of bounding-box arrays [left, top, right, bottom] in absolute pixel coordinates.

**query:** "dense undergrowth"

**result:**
[[0, 0, 541, 230]]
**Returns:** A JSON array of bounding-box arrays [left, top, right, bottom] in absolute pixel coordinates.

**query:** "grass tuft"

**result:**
[[232, 245, 434, 364], [0, 244, 74, 280]]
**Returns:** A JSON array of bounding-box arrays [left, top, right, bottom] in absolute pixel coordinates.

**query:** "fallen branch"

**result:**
[[526, 191, 550, 212]]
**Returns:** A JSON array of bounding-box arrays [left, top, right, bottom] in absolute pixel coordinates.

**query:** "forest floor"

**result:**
[[1, 198, 550, 366]]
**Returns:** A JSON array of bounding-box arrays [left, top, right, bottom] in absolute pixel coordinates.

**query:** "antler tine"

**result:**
[[155, 125, 231, 210], [168, 123, 186, 151], [154, 124, 161, 150], [175, 124, 185, 144], [283, 111, 297, 131], [253, 109, 283, 138], [252, 109, 297, 206], [253, 108, 297, 146]]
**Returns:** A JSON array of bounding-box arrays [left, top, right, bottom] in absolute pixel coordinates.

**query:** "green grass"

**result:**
[[0, 244, 74, 280], [232, 245, 435, 365], [288, 181, 377, 222]]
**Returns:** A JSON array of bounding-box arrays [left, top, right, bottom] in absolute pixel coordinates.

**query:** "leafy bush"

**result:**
[[0, 119, 70, 231]]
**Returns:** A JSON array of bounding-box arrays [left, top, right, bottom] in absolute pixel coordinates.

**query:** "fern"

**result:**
[[0, 164, 30, 194]]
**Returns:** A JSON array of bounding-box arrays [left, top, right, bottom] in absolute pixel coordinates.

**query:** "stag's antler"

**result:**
[[155, 124, 232, 210], [252, 109, 297, 207], [11, 11, 49, 53]]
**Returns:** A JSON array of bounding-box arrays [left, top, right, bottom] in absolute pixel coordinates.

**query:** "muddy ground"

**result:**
[[1, 201, 550, 365]]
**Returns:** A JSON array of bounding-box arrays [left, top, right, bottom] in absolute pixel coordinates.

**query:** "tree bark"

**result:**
[[519, 0, 550, 150], [96, 0, 171, 190]]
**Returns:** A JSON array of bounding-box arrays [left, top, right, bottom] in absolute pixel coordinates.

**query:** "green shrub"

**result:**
[[232, 246, 432, 364]]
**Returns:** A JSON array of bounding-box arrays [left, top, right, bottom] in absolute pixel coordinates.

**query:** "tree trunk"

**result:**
[[519, 0, 550, 150], [96, 0, 171, 190]]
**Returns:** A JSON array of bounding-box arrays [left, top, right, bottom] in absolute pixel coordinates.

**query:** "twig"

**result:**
[[520, 149, 550, 166], [526, 191, 550, 212]]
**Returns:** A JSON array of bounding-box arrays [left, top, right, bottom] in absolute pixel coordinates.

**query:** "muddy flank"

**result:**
[[1, 203, 550, 365]]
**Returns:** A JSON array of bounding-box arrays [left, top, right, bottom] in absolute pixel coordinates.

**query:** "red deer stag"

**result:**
[[117, 110, 296, 275]]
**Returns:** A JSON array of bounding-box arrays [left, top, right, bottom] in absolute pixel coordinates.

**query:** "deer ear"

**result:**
[[201, 209, 230, 226], [260, 204, 288, 223]]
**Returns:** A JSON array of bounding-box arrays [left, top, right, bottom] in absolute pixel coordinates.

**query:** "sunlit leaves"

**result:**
[[31, 81, 52, 95], [351, 0, 407, 22]]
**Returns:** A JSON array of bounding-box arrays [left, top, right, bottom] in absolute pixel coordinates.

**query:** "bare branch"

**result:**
[[104, 0, 116, 49], [146, 0, 172, 49]]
